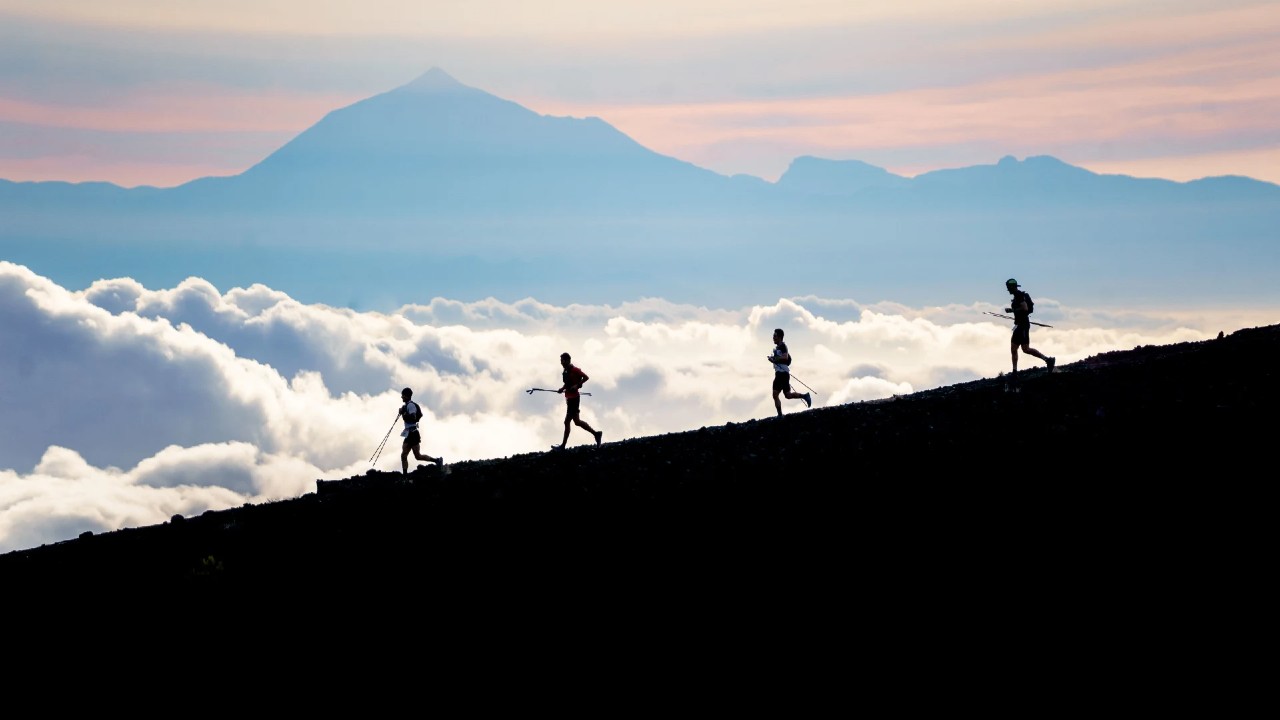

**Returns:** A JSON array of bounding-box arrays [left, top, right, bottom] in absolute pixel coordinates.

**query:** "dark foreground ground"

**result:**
[[3, 324, 1276, 600]]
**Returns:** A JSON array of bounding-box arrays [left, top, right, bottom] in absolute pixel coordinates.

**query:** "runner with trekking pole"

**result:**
[[395, 387, 444, 473], [537, 352, 603, 450], [768, 328, 814, 417], [1000, 278, 1055, 379]]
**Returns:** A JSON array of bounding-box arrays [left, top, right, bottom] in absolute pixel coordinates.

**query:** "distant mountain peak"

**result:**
[[995, 154, 1083, 173], [401, 67, 469, 93], [775, 155, 907, 195]]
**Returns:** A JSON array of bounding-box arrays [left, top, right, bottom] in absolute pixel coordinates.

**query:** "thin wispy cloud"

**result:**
[[3, 261, 1265, 554]]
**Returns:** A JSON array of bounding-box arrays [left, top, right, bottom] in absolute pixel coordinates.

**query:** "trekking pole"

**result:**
[[369, 413, 398, 466], [526, 388, 591, 396], [983, 311, 1053, 328], [789, 374, 817, 395]]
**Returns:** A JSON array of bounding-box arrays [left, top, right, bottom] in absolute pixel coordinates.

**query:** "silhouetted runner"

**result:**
[[1005, 278, 1055, 378], [768, 328, 811, 416], [399, 387, 443, 473], [552, 352, 603, 450]]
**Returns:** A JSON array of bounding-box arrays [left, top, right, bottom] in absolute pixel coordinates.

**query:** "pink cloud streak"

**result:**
[[525, 34, 1279, 181], [0, 86, 361, 133]]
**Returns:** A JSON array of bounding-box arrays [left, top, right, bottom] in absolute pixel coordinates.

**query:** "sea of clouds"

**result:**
[[2, 260, 1265, 553]]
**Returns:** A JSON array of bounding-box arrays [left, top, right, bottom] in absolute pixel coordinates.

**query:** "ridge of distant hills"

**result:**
[[3, 321, 1275, 591], [3, 67, 1279, 310], [3, 68, 1275, 208]]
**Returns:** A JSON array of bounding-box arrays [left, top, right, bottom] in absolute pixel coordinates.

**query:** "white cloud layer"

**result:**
[[1, 260, 1272, 553]]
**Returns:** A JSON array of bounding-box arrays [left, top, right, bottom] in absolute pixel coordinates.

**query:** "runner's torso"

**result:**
[[563, 366, 586, 399], [772, 341, 791, 373], [1011, 289, 1030, 326]]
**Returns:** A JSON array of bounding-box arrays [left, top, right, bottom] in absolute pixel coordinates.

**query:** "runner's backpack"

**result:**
[[404, 401, 423, 423], [1024, 292, 1034, 315]]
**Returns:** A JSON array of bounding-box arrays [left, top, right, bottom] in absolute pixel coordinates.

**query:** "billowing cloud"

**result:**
[[2, 260, 1272, 553]]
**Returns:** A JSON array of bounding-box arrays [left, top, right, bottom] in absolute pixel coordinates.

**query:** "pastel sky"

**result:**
[[1, 0, 1277, 188]]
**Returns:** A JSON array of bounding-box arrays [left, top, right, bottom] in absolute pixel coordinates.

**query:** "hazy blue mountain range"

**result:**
[[3, 67, 1278, 310]]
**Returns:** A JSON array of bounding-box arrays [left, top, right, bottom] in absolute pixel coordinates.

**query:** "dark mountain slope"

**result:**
[[3, 323, 1275, 594]]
